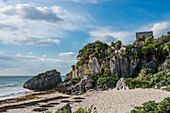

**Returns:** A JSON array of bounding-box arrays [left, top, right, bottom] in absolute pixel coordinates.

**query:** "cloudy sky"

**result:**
[[0, 0, 169, 76]]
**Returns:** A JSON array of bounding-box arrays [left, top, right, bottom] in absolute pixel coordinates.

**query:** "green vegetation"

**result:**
[[43, 105, 97, 113], [77, 40, 109, 66], [134, 32, 170, 63], [86, 73, 119, 90], [115, 40, 122, 50], [131, 97, 170, 113], [71, 76, 81, 85], [71, 65, 76, 70], [162, 85, 170, 92], [124, 70, 170, 89], [39, 69, 56, 75], [96, 75, 119, 90], [66, 31, 170, 90]]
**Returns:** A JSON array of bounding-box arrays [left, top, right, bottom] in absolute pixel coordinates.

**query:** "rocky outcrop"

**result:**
[[65, 53, 140, 81], [58, 75, 94, 95], [23, 69, 62, 91], [88, 57, 100, 74], [142, 60, 157, 71], [116, 78, 129, 90], [110, 55, 139, 78], [164, 56, 170, 70]]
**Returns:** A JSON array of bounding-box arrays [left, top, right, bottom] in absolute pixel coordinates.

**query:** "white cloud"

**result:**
[[0, 52, 63, 63], [0, 3, 93, 46], [0, 4, 62, 23], [89, 27, 134, 44], [0, 51, 5, 55], [0, 51, 17, 60], [151, 21, 170, 36], [36, 58, 62, 63], [16, 54, 38, 60], [27, 52, 33, 55], [64, 0, 108, 4], [59, 52, 75, 57], [17, 54, 63, 63], [43, 54, 47, 57]]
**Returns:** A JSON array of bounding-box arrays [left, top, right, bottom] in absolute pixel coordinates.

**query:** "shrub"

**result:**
[[96, 75, 119, 90], [74, 105, 98, 113], [71, 76, 81, 85], [115, 40, 122, 50], [125, 78, 150, 89], [149, 70, 170, 86], [133, 55, 139, 59], [131, 97, 170, 113], [43, 105, 98, 113], [125, 70, 170, 89], [162, 85, 170, 92], [167, 31, 170, 35], [71, 65, 75, 69], [139, 68, 155, 76]]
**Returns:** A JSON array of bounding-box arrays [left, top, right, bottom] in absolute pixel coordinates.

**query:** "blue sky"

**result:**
[[0, 0, 169, 76]]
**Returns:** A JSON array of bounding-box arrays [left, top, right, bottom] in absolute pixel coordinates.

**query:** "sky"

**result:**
[[0, 0, 170, 76]]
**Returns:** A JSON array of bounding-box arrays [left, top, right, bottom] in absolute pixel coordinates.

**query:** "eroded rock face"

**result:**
[[88, 57, 100, 74], [164, 56, 170, 70], [58, 75, 94, 95], [142, 60, 157, 71], [23, 69, 62, 91], [116, 78, 129, 90], [110, 56, 139, 78], [65, 54, 140, 81]]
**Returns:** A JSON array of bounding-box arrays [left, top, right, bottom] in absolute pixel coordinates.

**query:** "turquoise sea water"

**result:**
[[0, 76, 65, 100]]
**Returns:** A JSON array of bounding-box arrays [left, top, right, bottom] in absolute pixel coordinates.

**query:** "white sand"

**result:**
[[1, 89, 170, 113]]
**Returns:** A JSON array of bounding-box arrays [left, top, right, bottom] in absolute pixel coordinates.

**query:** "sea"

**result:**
[[0, 76, 65, 100]]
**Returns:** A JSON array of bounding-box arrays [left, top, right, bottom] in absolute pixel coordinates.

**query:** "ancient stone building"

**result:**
[[136, 31, 153, 39]]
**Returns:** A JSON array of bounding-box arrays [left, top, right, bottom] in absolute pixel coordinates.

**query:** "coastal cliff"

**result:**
[[65, 32, 170, 81]]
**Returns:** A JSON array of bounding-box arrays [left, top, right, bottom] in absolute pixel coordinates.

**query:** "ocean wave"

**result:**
[[0, 90, 32, 99], [0, 84, 16, 88]]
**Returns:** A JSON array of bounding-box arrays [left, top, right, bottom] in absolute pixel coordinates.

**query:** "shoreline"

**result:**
[[0, 76, 66, 101], [0, 88, 169, 113], [0, 90, 59, 105]]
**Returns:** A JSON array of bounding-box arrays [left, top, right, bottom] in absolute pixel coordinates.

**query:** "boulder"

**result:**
[[58, 104, 71, 113], [116, 78, 129, 90], [23, 69, 62, 91], [58, 75, 94, 95], [164, 56, 170, 70], [85, 79, 94, 90], [142, 60, 157, 71]]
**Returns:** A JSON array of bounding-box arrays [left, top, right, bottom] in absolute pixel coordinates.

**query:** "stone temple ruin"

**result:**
[[136, 31, 153, 39]]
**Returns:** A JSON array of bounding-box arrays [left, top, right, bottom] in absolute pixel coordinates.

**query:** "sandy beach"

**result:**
[[0, 88, 169, 113]]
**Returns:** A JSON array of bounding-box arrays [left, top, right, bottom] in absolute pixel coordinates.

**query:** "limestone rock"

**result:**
[[116, 78, 129, 90], [58, 75, 94, 95], [142, 60, 157, 71], [164, 56, 170, 70], [59, 104, 71, 113], [23, 69, 62, 91], [88, 57, 100, 74]]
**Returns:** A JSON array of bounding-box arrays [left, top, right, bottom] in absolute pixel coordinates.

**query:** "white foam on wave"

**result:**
[[0, 87, 32, 100], [0, 84, 15, 88]]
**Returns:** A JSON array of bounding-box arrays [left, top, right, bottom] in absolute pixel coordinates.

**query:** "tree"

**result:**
[[108, 47, 112, 53], [163, 42, 170, 55], [140, 35, 145, 41], [110, 42, 115, 47], [115, 40, 122, 50], [71, 65, 75, 70], [167, 31, 170, 35], [149, 34, 154, 40]]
